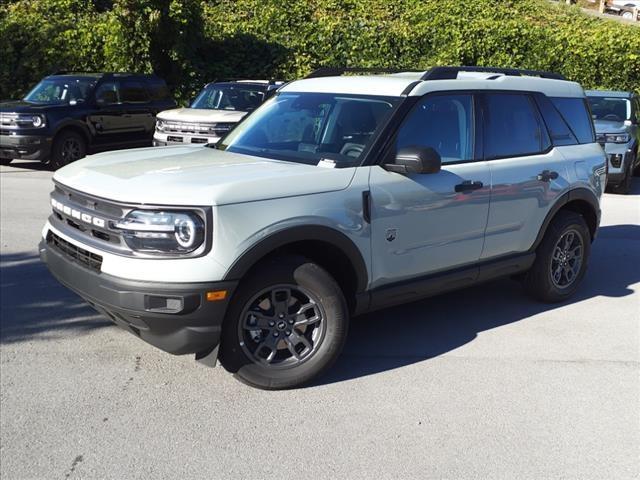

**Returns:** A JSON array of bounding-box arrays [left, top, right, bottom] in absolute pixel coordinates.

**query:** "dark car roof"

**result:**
[[204, 80, 285, 90], [44, 72, 163, 81]]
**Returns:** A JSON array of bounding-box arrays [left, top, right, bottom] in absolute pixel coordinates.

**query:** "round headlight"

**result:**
[[32, 115, 44, 128], [175, 216, 196, 248]]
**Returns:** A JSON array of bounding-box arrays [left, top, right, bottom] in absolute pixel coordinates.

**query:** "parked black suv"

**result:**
[[0, 72, 176, 169]]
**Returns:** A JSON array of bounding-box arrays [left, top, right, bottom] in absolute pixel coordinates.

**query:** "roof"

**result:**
[[45, 72, 160, 80], [281, 74, 422, 96], [280, 70, 585, 98], [585, 90, 635, 98], [206, 79, 285, 90]]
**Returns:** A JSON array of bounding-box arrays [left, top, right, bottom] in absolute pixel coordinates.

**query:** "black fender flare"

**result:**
[[530, 188, 601, 251], [223, 225, 369, 293], [52, 120, 92, 145]]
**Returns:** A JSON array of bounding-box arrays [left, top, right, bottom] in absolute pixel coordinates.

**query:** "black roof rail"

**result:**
[[421, 66, 566, 81], [305, 67, 411, 79], [207, 78, 284, 86]]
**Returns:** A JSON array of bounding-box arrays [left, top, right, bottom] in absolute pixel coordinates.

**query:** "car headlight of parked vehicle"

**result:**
[[155, 119, 166, 132], [114, 210, 205, 254], [0, 113, 46, 128], [604, 133, 630, 144]]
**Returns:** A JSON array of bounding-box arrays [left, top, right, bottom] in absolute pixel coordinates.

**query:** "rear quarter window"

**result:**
[[551, 97, 595, 144]]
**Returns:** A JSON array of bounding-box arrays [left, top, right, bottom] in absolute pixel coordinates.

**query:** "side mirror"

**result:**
[[384, 146, 441, 174]]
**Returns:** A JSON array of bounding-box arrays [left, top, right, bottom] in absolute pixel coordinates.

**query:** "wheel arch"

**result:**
[[52, 120, 92, 146], [531, 188, 600, 250], [224, 226, 369, 313]]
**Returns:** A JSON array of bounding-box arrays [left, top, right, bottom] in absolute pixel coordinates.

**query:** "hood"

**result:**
[[593, 119, 629, 134], [157, 108, 247, 124], [53, 146, 357, 206], [0, 100, 70, 113]]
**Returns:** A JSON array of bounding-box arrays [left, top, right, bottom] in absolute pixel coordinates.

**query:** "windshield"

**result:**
[[218, 92, 399, 167], [587, 96, 631, 122], [191, 84, 267, 112], [24, 78, 95, 104]]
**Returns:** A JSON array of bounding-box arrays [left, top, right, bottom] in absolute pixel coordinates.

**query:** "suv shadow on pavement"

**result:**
[[0, 252, 110, 344], [1, 224, 638, 384], [316, 223, 640, 386]]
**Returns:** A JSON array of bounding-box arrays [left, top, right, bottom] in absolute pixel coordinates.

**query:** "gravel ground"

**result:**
[[1, 159, 639, 480]]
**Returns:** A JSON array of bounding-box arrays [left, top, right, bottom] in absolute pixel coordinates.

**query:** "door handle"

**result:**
[[454, 180, 484, 193], [537, 170, 559, 182]]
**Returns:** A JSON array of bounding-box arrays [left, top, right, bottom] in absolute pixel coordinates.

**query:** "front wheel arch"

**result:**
[[224, 226, 369, 312]]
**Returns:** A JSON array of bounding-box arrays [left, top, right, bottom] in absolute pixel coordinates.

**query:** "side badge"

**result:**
[[385, 228, 397, 242]]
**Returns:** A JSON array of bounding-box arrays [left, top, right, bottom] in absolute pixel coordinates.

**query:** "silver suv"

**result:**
[[40, 66, 606, 389], [586, 90, 639, 194]]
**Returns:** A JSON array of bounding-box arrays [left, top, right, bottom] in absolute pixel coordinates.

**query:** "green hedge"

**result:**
[[1, 0, 638, 103]]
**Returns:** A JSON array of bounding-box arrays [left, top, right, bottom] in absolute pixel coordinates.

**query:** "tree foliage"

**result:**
[[1, 0, 638, 102]]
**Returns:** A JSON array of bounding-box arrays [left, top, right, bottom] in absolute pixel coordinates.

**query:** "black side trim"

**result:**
[[224, 225, 369, 293], [366, 253, 535, 312]]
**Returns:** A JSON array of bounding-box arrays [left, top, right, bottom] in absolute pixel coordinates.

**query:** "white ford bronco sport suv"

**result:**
[[153, 80, 282, 146], [40, 66, 606, 389]]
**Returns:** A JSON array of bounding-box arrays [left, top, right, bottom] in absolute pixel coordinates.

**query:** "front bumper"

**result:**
[[0, 132, 52, 161], [153, 131, 220, 146], [603, 143, 634, 185], [40, 238, 237, 356]]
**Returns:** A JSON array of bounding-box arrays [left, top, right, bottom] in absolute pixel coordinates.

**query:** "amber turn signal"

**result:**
[[206, 290, 227, 302]]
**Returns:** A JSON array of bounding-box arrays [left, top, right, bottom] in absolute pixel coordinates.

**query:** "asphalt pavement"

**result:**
[[1, 159, 639, 479]]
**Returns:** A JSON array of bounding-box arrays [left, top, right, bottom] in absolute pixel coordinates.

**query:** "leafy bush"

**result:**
[[1, 0, 638, 103]]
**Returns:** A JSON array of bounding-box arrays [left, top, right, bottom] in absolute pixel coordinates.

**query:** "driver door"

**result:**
[[369, 93, 491, 288]]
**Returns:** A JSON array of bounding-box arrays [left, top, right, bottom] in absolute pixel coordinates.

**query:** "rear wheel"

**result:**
[[50, 131, 86, 170], [220, 255, 348, 390], [524, 210, 591, 303]]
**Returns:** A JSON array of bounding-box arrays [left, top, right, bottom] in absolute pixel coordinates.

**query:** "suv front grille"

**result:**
[[162, 121, 233, 136], [47, 231, 103, 272]]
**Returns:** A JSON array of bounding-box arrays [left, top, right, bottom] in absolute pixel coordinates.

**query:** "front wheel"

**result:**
[[50, 131, 87, 170], [219, 255, 348, 390], [524, 210, 591, 303]]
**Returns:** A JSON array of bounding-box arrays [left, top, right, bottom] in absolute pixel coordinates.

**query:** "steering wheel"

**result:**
[[340, 143, 364, 158]]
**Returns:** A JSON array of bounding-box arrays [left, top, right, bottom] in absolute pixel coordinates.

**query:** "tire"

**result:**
[[50, 130, 87, 170], [524, 210, 591, 303], [0, 158, 12, 166], [219, 255, 348, 390]]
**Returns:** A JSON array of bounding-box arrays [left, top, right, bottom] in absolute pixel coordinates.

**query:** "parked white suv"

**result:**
[[41, 67, 605, 389], [153, 80, 283, 146]]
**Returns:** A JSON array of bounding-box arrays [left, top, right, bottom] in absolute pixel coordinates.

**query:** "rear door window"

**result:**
[[551, 97, 595, 144], [147, 78, 172, 102], [484, 93, 551, 159], [120, 80, 150, 103], [95, 81, 121, 105]]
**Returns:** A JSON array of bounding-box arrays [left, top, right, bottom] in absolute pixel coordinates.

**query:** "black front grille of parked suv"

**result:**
[[47, 231, 103, 272]]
